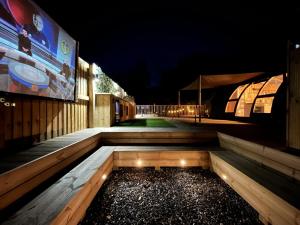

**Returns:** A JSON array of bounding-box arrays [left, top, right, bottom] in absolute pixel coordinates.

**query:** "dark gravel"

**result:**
[[79, 168, 262, 225]]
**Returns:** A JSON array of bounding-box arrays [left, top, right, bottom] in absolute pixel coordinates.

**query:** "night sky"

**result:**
[[33, 1, 300, 104]]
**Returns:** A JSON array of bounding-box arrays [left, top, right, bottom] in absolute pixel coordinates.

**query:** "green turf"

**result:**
[[116, 119, 175, 127]]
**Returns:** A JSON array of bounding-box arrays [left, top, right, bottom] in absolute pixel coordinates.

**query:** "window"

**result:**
[[253, 97, 275, 113], [258, 74, 283, 96], [235, 82, 265, 117], [225, 74, 284, 116], [225, 84, 248, 113], [229, 84, 248, 100], [252, 75, 283, 114], [225, 101, 237, 113]]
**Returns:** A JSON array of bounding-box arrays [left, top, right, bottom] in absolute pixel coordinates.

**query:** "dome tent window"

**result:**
[[225, 74, 284, 117], [225, 84, 248, 113], [225, 101, 237, 113], [258, 75, 283, 96], [253, 97, 275, 113], [235, 82, 265, 117]]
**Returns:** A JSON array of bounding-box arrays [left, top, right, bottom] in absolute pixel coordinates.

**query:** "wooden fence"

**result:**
[[0, 58, 90, 152]]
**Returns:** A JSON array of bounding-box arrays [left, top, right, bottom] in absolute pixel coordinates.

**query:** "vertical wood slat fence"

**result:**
[[0, 58, 90, 151]]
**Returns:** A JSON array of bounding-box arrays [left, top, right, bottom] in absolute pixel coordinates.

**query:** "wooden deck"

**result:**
[[0, 130, 102, 174], [0, 129, 102, 209], [0, 127, 218, 209]]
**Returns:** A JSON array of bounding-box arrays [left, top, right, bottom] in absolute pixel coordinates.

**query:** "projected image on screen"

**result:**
[[0, 0, 76, 100]]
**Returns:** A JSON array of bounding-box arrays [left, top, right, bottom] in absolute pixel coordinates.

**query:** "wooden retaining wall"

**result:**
[[113, 146, 210, 170], [210, 152, 300, 225], [218, 132, 300, 181]]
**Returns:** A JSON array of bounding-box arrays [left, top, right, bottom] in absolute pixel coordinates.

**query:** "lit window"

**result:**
[[253, 97, 274, 113], [235, 82, 265, 117], [258, 75, 283, 96], [225, 101, 237, 113], [229, 84, 248, 100]]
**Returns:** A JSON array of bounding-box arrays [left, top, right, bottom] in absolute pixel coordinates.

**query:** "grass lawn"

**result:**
[[116, 119, 175, 127]]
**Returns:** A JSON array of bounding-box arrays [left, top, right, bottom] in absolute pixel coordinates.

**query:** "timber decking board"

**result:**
[[1, 155, 43, 163], [212, 150, 300, 209], [111, 146, 220, 152], [0, 129, 102, 174], [0, 163, 24, 173]]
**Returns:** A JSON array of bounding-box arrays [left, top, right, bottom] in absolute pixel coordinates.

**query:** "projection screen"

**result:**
[[0, 0, 77, 100]]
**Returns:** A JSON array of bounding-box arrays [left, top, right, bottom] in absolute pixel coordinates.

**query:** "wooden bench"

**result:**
[[0, 129, 102, 209], [218, 132, 300, 181], [2, 145, 211, 225], [210, 148, 300, 225]]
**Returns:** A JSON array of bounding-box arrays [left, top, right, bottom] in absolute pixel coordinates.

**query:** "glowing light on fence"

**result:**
[[137, 159, 142, 167], [222, 174, 227, 180], [180, 159, 186, 166]]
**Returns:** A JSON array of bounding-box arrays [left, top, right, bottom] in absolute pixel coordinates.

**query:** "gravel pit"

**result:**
[[79, 168, 262, 225]]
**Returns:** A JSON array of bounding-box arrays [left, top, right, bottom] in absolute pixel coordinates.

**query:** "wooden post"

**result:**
[[287, 41, 300, 150], [198, 75, 202, 123], [178, 91, 181, 117], [88, 64, 95, 128]]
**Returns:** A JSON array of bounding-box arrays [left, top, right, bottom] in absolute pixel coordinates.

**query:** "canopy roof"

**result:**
[[181, 72, 264, 90]]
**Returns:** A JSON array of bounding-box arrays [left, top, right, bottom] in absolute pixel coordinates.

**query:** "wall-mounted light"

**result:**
[[0, 97, 16, 107], [222, 174, 227, 180], [296, 44, 300, 49], [180, 159, 186, 167], [137, 159, 142, 167], [102, 174, 107, 180]]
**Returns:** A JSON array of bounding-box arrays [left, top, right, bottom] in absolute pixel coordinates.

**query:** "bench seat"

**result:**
[[210, 150, 300, 225]]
